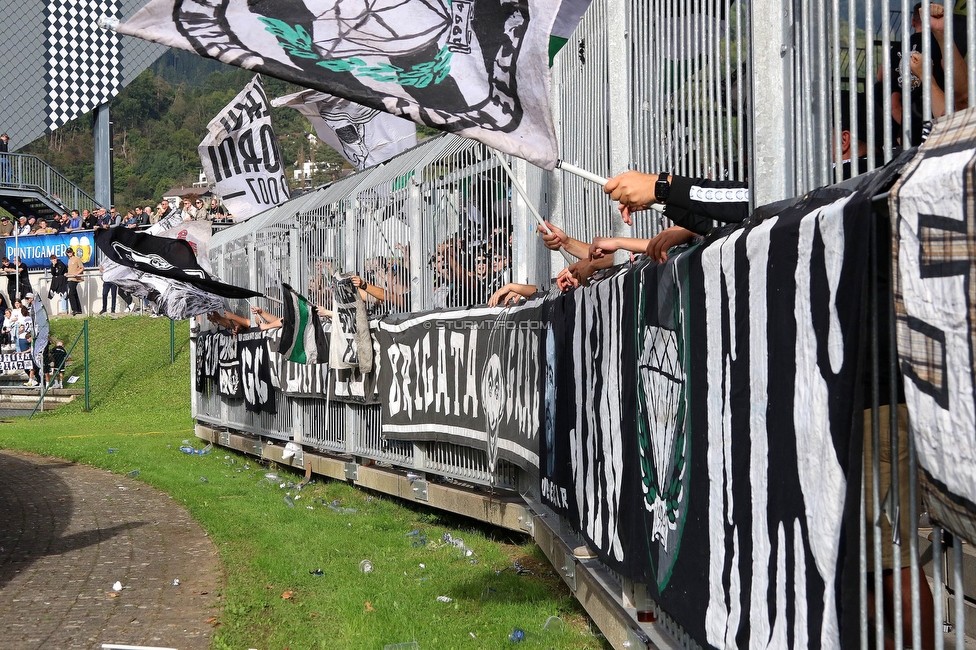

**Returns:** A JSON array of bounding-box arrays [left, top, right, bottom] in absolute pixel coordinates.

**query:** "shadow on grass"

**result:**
[[0, 451, 146, 590]]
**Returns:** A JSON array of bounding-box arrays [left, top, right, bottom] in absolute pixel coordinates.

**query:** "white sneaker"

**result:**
[[25, 379, 38, 387]]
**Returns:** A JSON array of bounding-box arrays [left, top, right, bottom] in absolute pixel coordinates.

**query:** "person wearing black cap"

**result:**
[[0, 215, 12, 237]]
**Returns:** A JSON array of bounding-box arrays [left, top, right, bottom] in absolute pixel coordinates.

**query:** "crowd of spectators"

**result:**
[[0, 195, 233, 238], [0, 195, 233, 316]]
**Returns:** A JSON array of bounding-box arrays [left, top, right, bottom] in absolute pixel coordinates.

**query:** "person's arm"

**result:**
[[645, 226, 698, 263], [488, 282, 537, 307], [222, 310, 252, 330], [588, 236, 653, 260], [605, 170, 750, 226], [206, 311, 233, 330], [250, 306, 282, 329], [537, 221, 590, 260], [351, 275, 386, 303], [930, 5, 969, 111], [910, 51, 947, 118]]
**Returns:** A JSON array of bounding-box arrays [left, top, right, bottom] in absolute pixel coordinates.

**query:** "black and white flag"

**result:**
[[273, 89, 416, 171], [238, 331, 276, 414], [114, 0, 567, 169], [0, 352, 33, 371], [376, 299, 546, 474], [331, 275, 372, 372], [217, 331, 243, 399], [890, 112, 976, 546], [198, 76, 290, 221], [101, 216, 239, 320], [95, 227, 262, 300]]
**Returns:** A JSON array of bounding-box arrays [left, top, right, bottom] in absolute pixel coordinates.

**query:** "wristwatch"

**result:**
[[654, 172, 671, 203]]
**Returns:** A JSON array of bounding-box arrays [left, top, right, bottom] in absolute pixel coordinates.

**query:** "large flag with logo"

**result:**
[[199, 76, 290, 221], [273, 90, 416, 171], [98, 214, 240, 320], [114, 0, 593, 170], [95, 227, 262, 300]]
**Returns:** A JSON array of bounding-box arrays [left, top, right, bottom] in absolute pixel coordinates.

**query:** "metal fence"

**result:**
[[197, 1, 974, 648]]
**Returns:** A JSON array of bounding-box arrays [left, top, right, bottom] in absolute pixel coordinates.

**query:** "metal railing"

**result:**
[[0, 152, 99, 214]]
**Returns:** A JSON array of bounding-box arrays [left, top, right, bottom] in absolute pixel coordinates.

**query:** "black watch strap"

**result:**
[[655, 172, 671, 203]]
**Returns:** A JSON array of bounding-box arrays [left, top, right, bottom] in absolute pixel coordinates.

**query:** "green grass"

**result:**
[[0, 316, 608, 649]]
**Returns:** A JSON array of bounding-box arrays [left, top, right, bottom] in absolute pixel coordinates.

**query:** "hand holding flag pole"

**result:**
[[555, 160, 665, 214]]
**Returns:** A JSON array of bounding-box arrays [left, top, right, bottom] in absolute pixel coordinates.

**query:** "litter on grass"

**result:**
[[180, 444, 212, 455], [359, 560, 374, 573], [436, 596, 452, 603], [543, 616, 565, 632], [126, 470, 140, 477], [497, 560, 533, 577], [328, 499, 357, 514], [509, 628, 525, 642]]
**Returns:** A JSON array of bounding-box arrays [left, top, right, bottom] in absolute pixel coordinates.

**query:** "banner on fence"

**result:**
[[891, 112, 976, 546], [375, 164, 900, 649], [198, 328, 379, 405], [238, 330, 276, 414], [6, 232, 98, 269], [0, 352, 32, 370], [375, 300, 546, 473]]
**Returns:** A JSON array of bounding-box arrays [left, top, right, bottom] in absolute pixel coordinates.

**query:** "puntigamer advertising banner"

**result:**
[[6, 232, 98, 269]]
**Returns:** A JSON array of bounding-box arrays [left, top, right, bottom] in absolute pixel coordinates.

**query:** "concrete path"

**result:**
[[0, 450, 222, 650]]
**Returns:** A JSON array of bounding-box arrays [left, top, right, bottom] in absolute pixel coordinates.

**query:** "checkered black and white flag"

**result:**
[[44, 0, 122, 131]]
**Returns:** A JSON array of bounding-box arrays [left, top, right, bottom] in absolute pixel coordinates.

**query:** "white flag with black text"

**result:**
[[199, 76, 290, 221]]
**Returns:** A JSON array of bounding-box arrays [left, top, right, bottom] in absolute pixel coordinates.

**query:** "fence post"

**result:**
[[547, 62, 565, 281], [289, 226, 301, 301], [83, 319, 90, 411], [407, 177, 428, 311], [509, 158, 543, 285], [606, 0, 635, 259], [170, 318, 175, 364], [344, 197, 359, 275], [249, 232, 258, 294], [749, 0, 795, 205], [343, 197, 360, 457]]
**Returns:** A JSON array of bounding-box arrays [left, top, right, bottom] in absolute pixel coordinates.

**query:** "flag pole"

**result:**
[[489, 152, 575, 264], [555, 160, 665, 214]]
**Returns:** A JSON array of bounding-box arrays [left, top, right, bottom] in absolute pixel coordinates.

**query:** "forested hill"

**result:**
[[20, 49, 355, 211]]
